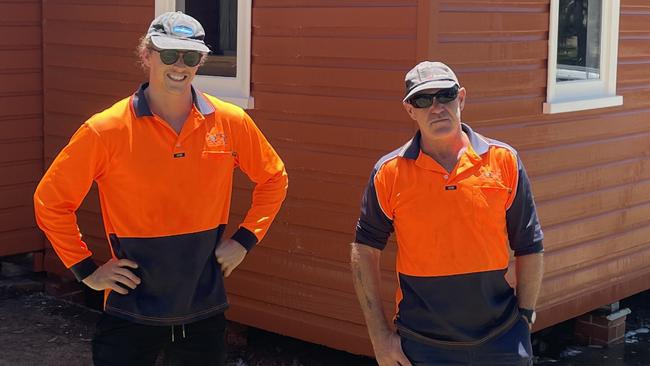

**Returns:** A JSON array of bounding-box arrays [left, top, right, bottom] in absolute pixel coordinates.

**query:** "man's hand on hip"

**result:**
[[374, 331, 412, 366], [214, 239, 247, 277], [82, 258, 141, 295]]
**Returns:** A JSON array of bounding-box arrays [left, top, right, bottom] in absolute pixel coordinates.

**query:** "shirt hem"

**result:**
[[104, 302, 229, 326], [396, 309, 520, 349]]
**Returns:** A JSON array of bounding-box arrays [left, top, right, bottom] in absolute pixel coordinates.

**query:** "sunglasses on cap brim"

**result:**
[[408, 85, 460, 109], [150, 48, 204, 67]]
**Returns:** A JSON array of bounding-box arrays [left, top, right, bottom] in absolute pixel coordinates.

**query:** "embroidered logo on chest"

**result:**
[[479, 167, 504, 183], [206, 130, 227, 147]]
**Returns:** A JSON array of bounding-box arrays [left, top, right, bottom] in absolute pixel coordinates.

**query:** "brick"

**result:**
[[615, 323, 625, 338], [592, 337, 608, 347], [575, 321, 608, 341], [592, 314, 625, 327], [573, 309, 629, 347]]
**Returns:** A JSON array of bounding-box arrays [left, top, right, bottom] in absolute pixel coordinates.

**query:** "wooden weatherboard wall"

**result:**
[[233, 0, 650, 355], [226, 0, 418, 355], [0, 0, 44, 257], [41, 0, 150, 272], [36, 0, 650, 358], [422, 0, 650, 333]]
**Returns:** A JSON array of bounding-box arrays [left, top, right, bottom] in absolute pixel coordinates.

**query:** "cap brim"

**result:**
[[403, 80, 457, 102], [150, 34, 211, 53]]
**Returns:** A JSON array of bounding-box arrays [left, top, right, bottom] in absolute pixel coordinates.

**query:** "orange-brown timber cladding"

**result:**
[[0, 0, 44, 258], [36, 0, 650, 357]]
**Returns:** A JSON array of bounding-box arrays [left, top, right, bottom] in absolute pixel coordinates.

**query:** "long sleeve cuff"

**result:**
[[231, 227, 258, 251], [70, 257, 98, 282], [513, 240, 544, 257]]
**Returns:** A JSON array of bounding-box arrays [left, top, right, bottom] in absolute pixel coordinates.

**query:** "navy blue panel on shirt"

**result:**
[[506, 156, 544, 256], [355, 148, 401, 249], [105, 225, 228, 325], [396, 269, 518, 343]]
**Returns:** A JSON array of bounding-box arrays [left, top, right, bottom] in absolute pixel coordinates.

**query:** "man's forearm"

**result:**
[[515, 252, 544, 309], [350, 243, 393, 345]]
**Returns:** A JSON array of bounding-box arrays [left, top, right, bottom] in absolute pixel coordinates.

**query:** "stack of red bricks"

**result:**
[[574, 307, 631, 346]]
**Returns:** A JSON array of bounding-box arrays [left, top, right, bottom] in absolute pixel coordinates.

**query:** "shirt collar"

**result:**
[[398, 130, 422, 160], [191, 86, 216, 115], [132, 83, 152, 117], [399, 122, 490, 160], [462, 123, 490, 156], [132, 82, 216, 118]]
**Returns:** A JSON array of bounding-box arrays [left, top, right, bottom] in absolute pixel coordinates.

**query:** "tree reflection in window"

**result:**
[[182, 0, 237, 77], [557, 0, 602, 82]]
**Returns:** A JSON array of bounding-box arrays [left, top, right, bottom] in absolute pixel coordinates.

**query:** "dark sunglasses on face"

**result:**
[[408, 85, 460, 109], [150, 48, 203, 67]]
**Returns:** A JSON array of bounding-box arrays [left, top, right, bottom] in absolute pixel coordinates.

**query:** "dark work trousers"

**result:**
[[401, 317, 533, 366], [92, 312, 226, 366]]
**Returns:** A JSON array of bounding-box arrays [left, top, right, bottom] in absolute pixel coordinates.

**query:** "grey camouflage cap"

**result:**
[[147, 11, 211, 53], [403, 61, 459, 101]]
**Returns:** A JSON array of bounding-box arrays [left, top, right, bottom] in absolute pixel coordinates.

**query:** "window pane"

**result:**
[[557, 0, 602, 82], [182, 0, 237, 77]]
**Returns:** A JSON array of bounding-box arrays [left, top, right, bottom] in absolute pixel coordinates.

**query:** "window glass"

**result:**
[[557, 0, 602, 82], [178, 0, 237, 77]]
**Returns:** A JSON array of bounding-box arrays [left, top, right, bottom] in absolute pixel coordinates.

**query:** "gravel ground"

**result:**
[[0, 259, 375, 366], [0, 292, 97, 366], [0, 291, 376, 366], [1, 259, 650, 366]]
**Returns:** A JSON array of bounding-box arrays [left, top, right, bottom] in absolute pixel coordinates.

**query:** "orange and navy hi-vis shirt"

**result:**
[[355, 123, 543, 344], [34, 83, 288, 325]]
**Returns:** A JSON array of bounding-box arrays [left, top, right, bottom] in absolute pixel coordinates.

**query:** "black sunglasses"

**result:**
[[408, 85, 459, 108], [150, 49, 203, 67]]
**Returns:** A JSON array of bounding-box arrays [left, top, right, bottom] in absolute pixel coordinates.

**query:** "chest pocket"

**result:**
[[202, 150, 236, 160], [472, 183, 511, 233], [199, 123, 236, 180], [198, 149, 236, 194]]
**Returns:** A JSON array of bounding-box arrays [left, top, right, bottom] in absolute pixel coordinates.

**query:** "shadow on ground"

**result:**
[[0, 259, 374, 366], [1, 257, 649, 365], [533, 290, 650, 366]]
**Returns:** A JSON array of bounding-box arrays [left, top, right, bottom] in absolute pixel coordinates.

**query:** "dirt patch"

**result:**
[[0, 291, 375, 366], [3, 258, 650, 366], [0, 259, 374, 366], [0, 293, 97, 366]]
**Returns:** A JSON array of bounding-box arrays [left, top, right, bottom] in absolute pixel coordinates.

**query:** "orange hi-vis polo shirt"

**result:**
[[34, 83, 288, 325], [355, 123, 543, 344]]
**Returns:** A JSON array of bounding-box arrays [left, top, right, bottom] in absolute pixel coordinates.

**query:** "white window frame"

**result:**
[[543, 0, 623, 114], [155, 0, 254, 109]]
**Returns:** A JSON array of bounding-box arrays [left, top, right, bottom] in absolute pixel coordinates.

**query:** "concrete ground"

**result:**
[[1, 257, 649, 366]]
